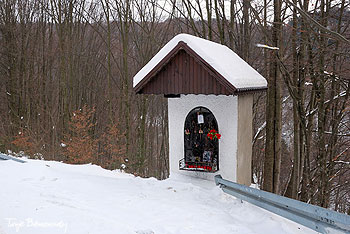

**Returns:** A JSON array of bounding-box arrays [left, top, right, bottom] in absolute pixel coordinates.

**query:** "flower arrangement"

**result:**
[[207, 129, 221, 140]]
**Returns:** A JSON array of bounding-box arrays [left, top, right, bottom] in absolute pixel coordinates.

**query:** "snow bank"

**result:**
[[0, 158, 315, 234]]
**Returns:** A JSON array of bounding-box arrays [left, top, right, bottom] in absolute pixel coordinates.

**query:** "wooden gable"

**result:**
[[134, 42, 237, 95]]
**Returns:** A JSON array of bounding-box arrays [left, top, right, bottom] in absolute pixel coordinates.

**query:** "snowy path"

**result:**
[[0, 159, 316, 234]]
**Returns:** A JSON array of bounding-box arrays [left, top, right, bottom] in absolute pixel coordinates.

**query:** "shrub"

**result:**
[[63, 105, 98, 164]]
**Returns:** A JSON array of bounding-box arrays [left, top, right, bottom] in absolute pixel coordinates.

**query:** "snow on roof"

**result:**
[[133, 33, 267, 90]]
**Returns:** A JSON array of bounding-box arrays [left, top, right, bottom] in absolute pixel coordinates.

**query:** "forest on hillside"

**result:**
[[0, 0, 349, 213]]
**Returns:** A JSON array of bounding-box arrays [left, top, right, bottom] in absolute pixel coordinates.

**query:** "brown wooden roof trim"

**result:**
[[180, 42, 237, 94], [134, 41, 238, 95], [134, 43, 181, 94]]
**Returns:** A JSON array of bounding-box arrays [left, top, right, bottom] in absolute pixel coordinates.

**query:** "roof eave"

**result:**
[[234, 86, 268, 95]]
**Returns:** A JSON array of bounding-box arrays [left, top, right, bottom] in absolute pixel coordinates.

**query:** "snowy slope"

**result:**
[[0, 158, 316, 234]]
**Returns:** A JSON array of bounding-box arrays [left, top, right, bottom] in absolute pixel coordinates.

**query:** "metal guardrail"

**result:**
[[0, 153, 26, 163], [214, 175, 350, 233]]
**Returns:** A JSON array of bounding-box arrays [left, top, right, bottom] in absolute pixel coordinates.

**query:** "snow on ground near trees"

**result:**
[[0, 159, 316, 234]]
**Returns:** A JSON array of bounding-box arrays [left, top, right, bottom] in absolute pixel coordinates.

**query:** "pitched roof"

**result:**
[[133, 34, 267, 94]]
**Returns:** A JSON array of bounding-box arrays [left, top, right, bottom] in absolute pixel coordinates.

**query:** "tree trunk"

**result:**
[[263, 0, 282, 194]]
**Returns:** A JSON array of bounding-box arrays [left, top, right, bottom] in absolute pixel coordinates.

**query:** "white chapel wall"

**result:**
[[168, 94, 238, 181]]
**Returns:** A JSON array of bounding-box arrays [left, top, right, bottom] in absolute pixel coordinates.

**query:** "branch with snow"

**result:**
[[256, 44, 279, 50], [334, 161, 350, 165], [323, 131, 350, 137], [307, 91, 347, 116]]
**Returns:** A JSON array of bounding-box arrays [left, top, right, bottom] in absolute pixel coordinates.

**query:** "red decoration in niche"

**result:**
[[185, 164, 213, 171], [207, 129, 221, 140]]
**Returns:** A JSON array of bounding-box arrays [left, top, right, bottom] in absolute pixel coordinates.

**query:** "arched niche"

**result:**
[[180, 106, 219, 172]]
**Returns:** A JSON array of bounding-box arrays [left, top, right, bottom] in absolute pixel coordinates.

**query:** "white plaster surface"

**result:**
[[168, 94, 238, 181]]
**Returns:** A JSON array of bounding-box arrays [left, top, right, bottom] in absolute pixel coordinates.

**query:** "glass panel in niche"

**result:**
[[182, 106, 219, 172]]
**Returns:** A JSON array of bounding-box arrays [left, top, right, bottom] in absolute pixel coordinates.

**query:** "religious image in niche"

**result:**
[[203, 151, 212, 162]]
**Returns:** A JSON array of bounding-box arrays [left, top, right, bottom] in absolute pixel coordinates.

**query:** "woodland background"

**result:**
[[0, 0, 349, 213]]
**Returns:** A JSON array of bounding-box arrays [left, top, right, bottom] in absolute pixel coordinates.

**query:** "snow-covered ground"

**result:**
[[0, 158, 316, 234]]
